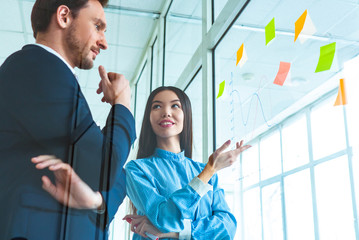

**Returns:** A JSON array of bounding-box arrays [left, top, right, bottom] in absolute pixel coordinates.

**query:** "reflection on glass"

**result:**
[[282, 115, 309, 171], [311, 95, 346, 160], [262, 182, 283, 240], [241, 142, 259, 188], [135, 63, 150, 136], [284, 169, 314, 240], [243, 187, 262, 240], [151, 38, 159, 91], [164, 0, 202, 85], [260, 130, 281, 180], [184, 69, 202, 162], [213, 0, 229, 20], [315, 156, 355, 240]]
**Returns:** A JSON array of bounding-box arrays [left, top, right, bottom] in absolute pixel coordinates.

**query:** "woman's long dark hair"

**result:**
[[136, 86, 193, 159]]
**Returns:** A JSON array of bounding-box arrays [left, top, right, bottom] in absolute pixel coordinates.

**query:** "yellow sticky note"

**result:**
[[294, 10, 307, 42], [334, 78, 347, 106], [236, 44, 248, 67], [217, 80, 225, 99], [265, 18, 275, 45]]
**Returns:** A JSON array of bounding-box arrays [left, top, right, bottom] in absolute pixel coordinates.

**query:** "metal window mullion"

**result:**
[[150, 39, 155, 92], [307, 108, 320, 240], [201, 0, 214, 161], [240, 153, 245, 240], [342, 105, 359, 239], [258, 140, 264, 240], [279, 125, 288, 240]]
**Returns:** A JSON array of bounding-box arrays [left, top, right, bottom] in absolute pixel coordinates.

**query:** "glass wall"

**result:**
[[3, 0, 359, 239], [151, 37, 159, 91], [213, 0, 229, 20], [238, 93, 357, 240], [184, 68, 203, 162], [164, 0, 202, 85], [134, 62, 150, 143], [214, 1, 359, 239]]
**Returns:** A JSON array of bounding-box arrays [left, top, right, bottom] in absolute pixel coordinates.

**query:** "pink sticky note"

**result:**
[[273, 62, 291, 86]]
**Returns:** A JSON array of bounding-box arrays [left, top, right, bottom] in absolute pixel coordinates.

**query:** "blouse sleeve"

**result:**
[[191, 180, 237, 240], [125, 161, 212, 233]]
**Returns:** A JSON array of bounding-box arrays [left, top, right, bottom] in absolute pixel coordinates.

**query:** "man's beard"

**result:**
[[66, 24, 93, 70]]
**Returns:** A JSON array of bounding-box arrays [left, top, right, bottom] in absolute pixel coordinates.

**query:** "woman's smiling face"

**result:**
[[149, 90, 184, 143]]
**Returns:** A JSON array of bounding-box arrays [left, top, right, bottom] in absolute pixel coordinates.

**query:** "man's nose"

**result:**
[[97, 33, 108, 50]]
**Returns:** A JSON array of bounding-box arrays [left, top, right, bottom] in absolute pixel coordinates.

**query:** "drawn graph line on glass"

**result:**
[[227, 72, 275, 147], [231, 89, 275, 128]]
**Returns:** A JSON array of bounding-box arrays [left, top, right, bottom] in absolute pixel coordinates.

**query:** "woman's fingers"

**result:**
[[135, 221, 147, 238], [131, 222, 137, 233], [234, 141, 251, 155], [123, 214, 143, 220], [215, 140, 231, 155]]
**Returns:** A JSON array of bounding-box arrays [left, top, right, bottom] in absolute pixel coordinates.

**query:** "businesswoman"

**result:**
[[124, 86, 250, 239]]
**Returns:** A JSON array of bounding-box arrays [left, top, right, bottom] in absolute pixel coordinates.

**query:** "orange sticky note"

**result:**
[[236, 44, 244, 66], [334, 78, 347, 106], [236, 43, 248, 67], [273, 62, 291, 86], [295, 10, 317, 43], [294, 10, 307, 42]]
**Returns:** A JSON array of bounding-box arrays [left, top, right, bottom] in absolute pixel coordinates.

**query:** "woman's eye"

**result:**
[[172, 104, 180, 108], [95, 24, 100, 31], [152, 105, 160, 109]]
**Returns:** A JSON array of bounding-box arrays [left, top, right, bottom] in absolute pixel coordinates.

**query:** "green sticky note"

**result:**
[[265, 18, 275, 45], [217, 80, 225, 99], [315, 42, 336, 72]]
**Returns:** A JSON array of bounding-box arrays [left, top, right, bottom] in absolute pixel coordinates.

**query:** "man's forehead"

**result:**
[[81, 0, 107, 24]]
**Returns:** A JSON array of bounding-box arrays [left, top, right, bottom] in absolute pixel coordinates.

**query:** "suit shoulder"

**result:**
[[0, 45, 76, 88], [1, 45, 73, 75]]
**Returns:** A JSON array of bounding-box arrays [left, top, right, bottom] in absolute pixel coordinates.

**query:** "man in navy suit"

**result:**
[[0, 0, 136, 239]]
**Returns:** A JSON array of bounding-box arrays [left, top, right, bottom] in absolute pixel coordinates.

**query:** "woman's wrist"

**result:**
[[159, 232, 179, 239], [197, 164, 216, 184]]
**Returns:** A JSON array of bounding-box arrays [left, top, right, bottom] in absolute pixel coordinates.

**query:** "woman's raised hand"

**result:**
[[208, 140, 251, 172], [198, 140, 251, 183]]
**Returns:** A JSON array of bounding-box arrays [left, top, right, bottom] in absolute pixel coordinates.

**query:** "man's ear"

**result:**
[[56, 5, 72, 29]]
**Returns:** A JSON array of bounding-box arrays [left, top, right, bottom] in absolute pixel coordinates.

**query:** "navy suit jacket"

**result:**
[[0, 45, 136, 240]]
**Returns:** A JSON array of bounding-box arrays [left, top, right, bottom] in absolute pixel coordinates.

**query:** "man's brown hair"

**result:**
[[31, 0, 108, 38]]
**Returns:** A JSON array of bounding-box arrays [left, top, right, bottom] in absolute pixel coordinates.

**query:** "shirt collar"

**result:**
[[34, 43, 76, 75], [154, 148, 185, 161]]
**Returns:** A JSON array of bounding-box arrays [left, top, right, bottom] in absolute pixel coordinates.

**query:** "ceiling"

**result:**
[[1, 0, 359, 135]]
